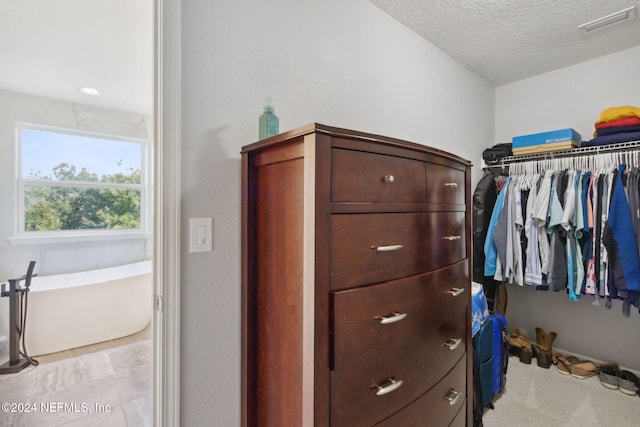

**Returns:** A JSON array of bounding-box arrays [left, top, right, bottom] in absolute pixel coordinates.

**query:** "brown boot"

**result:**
[[535, 327, 557, 368], [510, 329, 533, 364]]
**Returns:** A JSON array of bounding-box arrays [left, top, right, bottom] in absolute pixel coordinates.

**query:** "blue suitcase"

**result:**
[[473, 313, 508, 408]]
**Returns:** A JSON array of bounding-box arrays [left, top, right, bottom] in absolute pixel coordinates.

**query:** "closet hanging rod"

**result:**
[[498, 139, 640, 167]]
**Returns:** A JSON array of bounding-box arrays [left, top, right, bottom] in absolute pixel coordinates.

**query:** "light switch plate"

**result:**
[[189, 217, 212, 253]]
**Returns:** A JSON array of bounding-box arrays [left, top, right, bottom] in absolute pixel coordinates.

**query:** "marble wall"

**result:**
[[0, 89, 152, 282]]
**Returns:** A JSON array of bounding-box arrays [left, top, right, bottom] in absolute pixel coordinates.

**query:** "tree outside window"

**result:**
[[18, 124, 146, 234]]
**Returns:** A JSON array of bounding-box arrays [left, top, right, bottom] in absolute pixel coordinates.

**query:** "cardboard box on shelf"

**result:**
[[512, 128, 581, 155]]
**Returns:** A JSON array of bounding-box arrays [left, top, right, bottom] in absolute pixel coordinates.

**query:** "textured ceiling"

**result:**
[[370, 0, 640, 86], [2, 1, 638, 114], [0, 0, 152, 115]]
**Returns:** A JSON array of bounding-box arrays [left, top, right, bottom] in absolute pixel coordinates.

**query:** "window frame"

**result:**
[[13, 122, 150, 243]]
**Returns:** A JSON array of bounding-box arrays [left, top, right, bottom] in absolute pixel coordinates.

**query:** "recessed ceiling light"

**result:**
[[578, 6, 636, 33], [80, 87, 102, 96]]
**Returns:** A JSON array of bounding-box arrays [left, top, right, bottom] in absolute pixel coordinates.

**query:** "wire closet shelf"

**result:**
[[493, 140, 640, 175]]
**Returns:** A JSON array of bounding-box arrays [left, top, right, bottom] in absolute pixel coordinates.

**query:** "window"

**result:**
[[16, 124, 148, 238]]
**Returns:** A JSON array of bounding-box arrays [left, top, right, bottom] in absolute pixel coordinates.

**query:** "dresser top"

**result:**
[[241, 122, 471, 166]]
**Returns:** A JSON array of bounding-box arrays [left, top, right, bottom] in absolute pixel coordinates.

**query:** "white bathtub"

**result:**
[[0, 261, 152, 356]]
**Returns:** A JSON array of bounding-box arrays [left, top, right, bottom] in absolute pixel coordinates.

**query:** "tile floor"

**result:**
[[0, 327, 152, 427]]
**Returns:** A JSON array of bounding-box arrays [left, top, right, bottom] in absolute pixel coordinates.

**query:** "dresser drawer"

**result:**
[[331, 340, 466, 427], [331, 212, 466, 289], [426, 163, 466, 204], [373, 356, 467, 427], [331, 261, 468, 369], [449, 403, 467, 427], [331, 148, 426, 203]]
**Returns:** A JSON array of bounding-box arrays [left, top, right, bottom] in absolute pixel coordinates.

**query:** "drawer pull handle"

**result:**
[[444, 389, 462, 406], [373, 378, 403, 396], [381, 175, 395, 183], [371, 244, 403, 252], [446, 287, 464, 297], [441, 235, 461, 241], [376, 312, 407, 325], [443, 337, 462, 350], [444, 182, 458, 188]]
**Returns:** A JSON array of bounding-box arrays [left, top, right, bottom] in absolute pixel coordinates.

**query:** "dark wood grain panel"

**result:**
[[426, 163, 466, 205], [450, 402, 467, 427], [255, 156, 304, 426], [313, 134, 333, 426], [330, 341, 466, 427], [330, 202, 466, 214], [330, 134, 470, 169], [331, 261, 468, 369], [331, 148, 426, 203], [330, 212, 466, 289], [374, 357, 467, 427]]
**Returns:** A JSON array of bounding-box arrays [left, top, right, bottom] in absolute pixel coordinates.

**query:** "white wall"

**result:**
[[495, 45, 640, 370], [496, 45, 640, 144], [0, 89, 152, 281], [180, 0, 494, 425]]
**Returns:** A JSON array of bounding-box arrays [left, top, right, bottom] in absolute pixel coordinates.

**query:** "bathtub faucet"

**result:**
[[1, 261, 37, 296], [0, 261, 37, 374]]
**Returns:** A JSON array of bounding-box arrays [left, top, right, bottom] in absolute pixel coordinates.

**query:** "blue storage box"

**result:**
[[512, 128, 581, 155]]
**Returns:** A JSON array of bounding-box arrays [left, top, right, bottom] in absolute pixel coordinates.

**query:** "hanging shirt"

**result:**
[[600, 172, 613, 298], [574, 172, 585, 296], [524, 174, 542, 286], [484, 177, 510, 276], [581, 170, 591, 235], [508, 176, 524, 286], [532, 170, 553, 275], [561, 171, 577, 232], [547, 173, 568, 291], [603, 164, 640, 296], [627, 167, 640, 256], [579, 171, 593, 295], [493, 178, 510, 281], [562, 171, 580, 301], [585, 174, 600, 295]]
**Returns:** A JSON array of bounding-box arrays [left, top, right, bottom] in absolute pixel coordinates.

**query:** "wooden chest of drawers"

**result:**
[[241, 124, 471, 426]]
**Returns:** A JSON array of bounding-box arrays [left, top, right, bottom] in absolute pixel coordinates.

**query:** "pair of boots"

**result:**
[[535, 327, 557, 369], [509, 327, 557, 368], [509, 329, 533, 364]]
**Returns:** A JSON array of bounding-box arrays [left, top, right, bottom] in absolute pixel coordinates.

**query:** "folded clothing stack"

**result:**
[[583, 105, 640, 147]]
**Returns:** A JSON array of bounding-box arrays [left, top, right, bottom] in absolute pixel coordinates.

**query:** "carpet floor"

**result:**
[[482, 354, 640, 427]]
